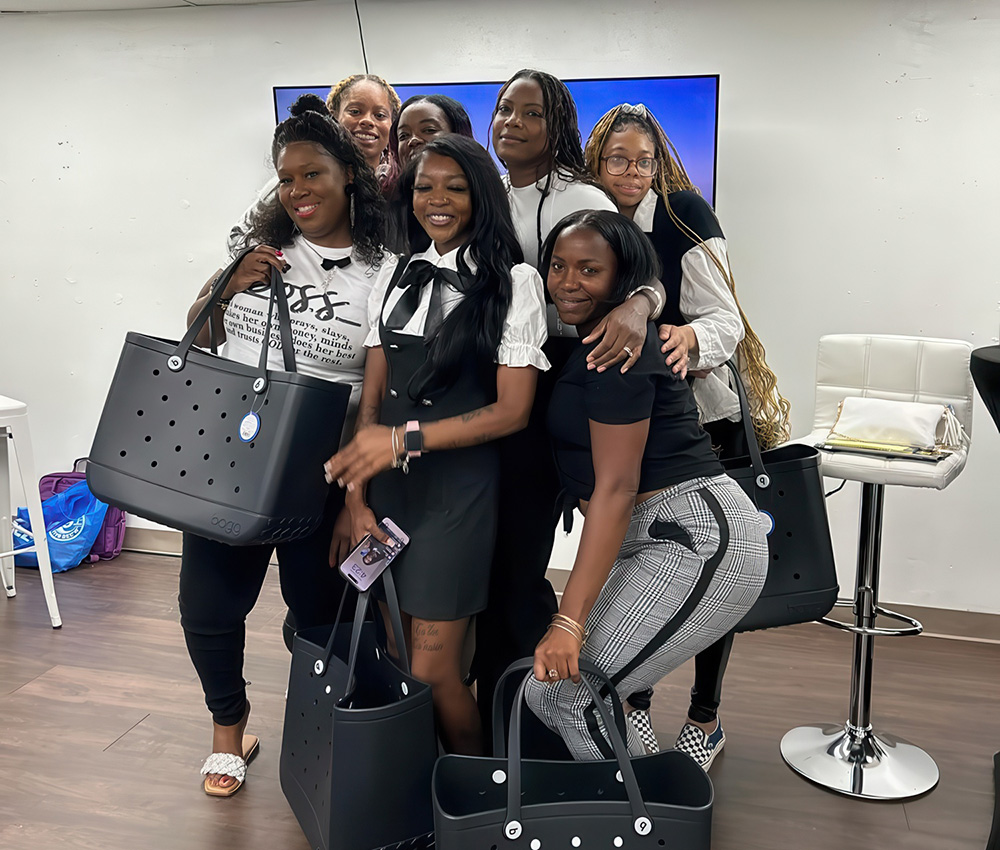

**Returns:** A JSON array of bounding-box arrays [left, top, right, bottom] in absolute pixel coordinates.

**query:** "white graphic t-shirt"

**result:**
[[221, 235, 384, 436]]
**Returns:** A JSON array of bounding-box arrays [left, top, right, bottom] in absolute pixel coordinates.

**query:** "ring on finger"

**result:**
[[548, 668, 559, 679], [622, 346, 633, 358]]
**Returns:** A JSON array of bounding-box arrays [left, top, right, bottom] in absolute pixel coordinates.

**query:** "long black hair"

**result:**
[[540, 209, 661, 308], [242, 94, 385, 267], [395, 134, 522, 400]]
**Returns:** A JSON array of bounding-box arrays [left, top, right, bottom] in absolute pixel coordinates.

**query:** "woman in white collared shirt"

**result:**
[[584, 102, 790, 770], [324, 135, 548, 756]]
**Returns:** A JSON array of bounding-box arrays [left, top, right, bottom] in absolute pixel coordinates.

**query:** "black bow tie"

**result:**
[[320, 255, 352, 271], [384, 259, 473, 341]]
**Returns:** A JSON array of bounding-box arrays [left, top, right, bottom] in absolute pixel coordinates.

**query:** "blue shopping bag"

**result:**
[[12, 480, 109, 572]]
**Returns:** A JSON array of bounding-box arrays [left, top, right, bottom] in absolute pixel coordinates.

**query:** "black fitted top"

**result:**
[[547, 324, 723, 501]]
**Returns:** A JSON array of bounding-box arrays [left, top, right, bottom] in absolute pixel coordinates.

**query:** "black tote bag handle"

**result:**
[[310, 568, 411, 694], [173, 249, 297, 383], [342, 569, 411, 699], [490, 657, 628, 757], [721, 359, 771, 495], [501, 660, 653, 840]]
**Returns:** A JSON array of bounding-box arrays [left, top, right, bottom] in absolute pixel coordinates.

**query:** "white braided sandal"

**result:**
[[201, 734, 259, 797]]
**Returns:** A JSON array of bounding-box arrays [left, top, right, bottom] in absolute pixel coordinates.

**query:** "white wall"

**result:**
[[2, 0, 999, 612]]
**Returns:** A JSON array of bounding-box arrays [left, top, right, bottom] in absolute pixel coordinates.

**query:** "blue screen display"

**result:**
[[274, 75, 718, 205]]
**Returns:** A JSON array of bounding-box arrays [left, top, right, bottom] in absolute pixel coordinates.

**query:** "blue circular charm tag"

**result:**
[[239, 411, 260, 442]]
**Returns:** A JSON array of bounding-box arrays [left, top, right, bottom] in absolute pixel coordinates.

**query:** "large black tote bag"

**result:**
[[720, 361, 839, 632], [87, 249, 350, 546], [434, 659, 714, 850], [281, 570, 437, 850]]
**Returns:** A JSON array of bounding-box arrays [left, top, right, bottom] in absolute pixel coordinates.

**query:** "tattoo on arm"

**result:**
[[460, 406, 488, 423], [356, 401, 379, 431]]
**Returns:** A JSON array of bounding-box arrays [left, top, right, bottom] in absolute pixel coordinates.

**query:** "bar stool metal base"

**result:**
[[781, 722, 939, 800]]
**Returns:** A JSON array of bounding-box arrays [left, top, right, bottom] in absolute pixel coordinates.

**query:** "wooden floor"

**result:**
[[0, 553, 996, 850]]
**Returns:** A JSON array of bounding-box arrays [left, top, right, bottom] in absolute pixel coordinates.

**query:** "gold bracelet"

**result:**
[[389, 426, 408, 474], [552, 613, 587, 639], [548, 621, 585, 645]]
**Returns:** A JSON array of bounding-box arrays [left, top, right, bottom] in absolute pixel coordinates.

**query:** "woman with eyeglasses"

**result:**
[[584, 103, 789, 770]]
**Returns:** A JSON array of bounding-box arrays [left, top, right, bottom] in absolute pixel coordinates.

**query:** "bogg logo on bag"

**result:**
[[211, 516, 242, 536]]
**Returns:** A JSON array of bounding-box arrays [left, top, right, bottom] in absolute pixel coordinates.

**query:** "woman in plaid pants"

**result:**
[[524, 209, 768, 761]]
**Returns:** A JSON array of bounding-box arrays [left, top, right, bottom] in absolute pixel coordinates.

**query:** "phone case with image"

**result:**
[[338, 517, 409, 591]]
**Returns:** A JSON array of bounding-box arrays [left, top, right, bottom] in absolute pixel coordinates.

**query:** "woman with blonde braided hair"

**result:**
[[584, 102, 790, 770]]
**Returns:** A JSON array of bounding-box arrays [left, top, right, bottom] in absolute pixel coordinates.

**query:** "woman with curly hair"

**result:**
[[584, 102, 790, 769], [182, 94, 386, 797]]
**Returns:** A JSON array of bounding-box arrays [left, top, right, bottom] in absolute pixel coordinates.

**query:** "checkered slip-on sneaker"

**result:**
[[674, 720, 725, 770], [626, 708, 660, 754]]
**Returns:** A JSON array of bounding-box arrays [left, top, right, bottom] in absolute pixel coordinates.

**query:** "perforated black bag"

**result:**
[[281, 572, 437, 850], [721, 362, 839, 632], [434, 659, 714, 850], [87, 249, 350, 545]]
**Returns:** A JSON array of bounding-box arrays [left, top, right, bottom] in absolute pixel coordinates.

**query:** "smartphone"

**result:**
[[338, 517, 409, 591]]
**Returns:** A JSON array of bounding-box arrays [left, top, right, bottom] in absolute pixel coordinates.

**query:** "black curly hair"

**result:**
[[241, 94, 385, 267]]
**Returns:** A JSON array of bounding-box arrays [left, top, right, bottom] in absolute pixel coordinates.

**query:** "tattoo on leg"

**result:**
[[413, 621, 444, 652]]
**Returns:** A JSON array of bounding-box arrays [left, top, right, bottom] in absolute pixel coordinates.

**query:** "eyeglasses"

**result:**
[[601, 156, 658, 177]]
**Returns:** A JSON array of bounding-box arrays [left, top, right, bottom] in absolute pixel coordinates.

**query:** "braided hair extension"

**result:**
[[585, 104, 791, 448]]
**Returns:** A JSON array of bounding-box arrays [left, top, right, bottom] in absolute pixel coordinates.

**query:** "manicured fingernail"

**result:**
[[587, 362, 596, 370], [336, 477, 344, 488], [346, 482, 355, 493], [275, 250, 283, 256], [324, 472, 332, 484]]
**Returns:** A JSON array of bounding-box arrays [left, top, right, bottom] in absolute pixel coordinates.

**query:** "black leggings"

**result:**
[[178, 487, 345, 726]]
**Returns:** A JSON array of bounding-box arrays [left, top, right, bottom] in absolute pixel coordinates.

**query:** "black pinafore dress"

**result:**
[[366, 264, 500, 621]]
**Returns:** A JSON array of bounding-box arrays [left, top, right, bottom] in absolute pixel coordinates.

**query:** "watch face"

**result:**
[[404, 428, 422, 453]]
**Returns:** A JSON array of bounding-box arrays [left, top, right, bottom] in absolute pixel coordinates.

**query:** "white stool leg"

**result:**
[[9, 417, 61, 628], [0, 428, 15, 597]]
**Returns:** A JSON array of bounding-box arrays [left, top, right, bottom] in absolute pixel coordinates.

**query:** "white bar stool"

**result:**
[[0, 394, 62, 628], [780, 334, 972, 800]]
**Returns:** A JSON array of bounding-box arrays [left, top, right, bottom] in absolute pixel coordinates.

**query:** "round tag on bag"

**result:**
[[759, 509, 775, 536], [239, 411, 260, 442]]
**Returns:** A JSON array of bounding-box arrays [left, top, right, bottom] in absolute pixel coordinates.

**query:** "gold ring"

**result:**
[[548, 668, 559, 679], [623, 346, 633, 358]]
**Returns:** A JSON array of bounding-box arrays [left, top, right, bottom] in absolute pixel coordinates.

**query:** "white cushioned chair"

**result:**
[[780, 334, 973, 800]]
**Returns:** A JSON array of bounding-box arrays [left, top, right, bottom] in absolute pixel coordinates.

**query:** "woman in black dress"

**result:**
[[324, 135, 549, 755]]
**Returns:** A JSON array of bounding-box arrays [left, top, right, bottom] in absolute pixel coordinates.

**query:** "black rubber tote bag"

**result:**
[[434, 659, 714, 850], [281, 571, 437, 850], [87, 249, 350, 545], [720, 362, 839, 632]]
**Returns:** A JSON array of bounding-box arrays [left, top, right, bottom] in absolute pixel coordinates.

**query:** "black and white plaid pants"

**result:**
[[525, 473, 768, 760]]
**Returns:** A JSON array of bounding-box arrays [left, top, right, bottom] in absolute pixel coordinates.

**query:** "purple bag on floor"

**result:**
[[39, 459, 127, 562]]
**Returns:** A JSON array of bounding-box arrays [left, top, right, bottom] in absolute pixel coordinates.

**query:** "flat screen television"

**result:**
[[274, 75, 719, 205]]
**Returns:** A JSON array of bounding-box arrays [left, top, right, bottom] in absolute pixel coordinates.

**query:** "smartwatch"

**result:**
[[404, 420, 423, 458]]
